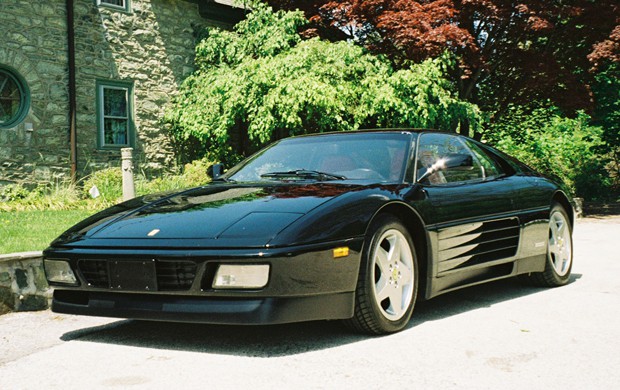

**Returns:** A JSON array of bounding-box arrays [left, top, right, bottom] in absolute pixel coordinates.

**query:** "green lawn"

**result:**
[[0, 210, 93, 254]]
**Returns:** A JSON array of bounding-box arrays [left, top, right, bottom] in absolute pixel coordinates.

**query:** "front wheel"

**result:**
[[344, 215, 418, 334]]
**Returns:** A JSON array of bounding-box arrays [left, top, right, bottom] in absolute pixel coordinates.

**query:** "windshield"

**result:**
[[227, 132, 412, 183]]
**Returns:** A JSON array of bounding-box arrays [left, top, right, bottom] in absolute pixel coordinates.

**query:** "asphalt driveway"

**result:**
[[1, 217, 619, 389]]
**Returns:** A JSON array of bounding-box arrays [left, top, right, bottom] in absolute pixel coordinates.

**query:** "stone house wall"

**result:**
[[73, 0, 208, 176], [0, 1, 70, 185], [0, 0, 223, 187]]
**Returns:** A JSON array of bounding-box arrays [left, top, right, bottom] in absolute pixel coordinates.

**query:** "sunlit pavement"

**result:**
[[1, 217, 619, 390]]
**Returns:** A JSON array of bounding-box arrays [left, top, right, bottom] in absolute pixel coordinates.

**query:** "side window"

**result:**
[[96, 80, 134, 149], [416, 133, 484, 185], [465, 140, 503, 179], [97, 0, 131, 13], [0, 65, 29, 128]]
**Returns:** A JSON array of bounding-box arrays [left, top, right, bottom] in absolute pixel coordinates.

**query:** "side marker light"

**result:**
[[333, 247, 349, 258]]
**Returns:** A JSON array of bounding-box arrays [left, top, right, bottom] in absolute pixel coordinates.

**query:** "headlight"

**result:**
[[213, 264, 269, 289], [44, 259, 78, 285]]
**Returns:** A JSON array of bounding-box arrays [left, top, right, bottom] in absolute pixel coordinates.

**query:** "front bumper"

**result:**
[[52, 290, 355, 324], [45, 239, 363, 324]]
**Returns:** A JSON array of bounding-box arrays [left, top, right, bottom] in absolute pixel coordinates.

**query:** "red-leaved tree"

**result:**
[[268, 0, 619, 134]]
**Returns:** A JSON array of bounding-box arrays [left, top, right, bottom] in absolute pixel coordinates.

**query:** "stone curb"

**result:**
[[0, 251, 51, 315]]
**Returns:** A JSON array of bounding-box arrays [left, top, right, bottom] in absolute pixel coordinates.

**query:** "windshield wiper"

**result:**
[[260, 169, 346, 181], [211, 177, 236, 183]]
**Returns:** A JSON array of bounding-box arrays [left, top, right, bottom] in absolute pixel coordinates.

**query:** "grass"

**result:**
[[0, 210, 94, 254], [0, 161, 215, 254]]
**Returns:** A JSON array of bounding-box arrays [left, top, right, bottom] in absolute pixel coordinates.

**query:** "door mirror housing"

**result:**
[[207, 163, 224, 180], [443, 153, 474, 170], [417, 153, 473, 183]]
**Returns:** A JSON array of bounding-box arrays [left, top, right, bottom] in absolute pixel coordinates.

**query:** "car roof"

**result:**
[[290, 128, 441, 139]]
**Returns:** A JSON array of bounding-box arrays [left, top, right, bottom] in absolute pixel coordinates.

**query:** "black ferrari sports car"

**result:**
[[44, 130, 574, 334]]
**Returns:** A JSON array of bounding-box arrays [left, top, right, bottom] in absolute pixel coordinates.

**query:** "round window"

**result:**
[[0, 65, 29, 128]]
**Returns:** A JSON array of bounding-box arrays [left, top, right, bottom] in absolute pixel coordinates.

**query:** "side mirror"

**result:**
[[443, 153, 474, 170], [417, 153, 473, 183], [207, 163, 224, 180]]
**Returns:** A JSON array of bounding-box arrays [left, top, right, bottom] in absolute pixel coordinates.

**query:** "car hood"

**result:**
[[51, 182, 362, 249]]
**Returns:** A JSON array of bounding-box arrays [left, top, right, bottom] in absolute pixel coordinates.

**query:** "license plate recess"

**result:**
[[109, 260, 157, 291]]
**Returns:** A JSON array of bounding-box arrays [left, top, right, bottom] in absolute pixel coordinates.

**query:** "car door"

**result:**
[[412, 133, 522, 280]]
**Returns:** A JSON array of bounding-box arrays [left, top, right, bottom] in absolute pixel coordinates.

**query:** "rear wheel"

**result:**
[[344, 215, 418, 334], [520, 204, 573, 287]]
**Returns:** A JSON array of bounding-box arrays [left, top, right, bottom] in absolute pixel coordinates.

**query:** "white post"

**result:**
[[121, 147, 135, 201]]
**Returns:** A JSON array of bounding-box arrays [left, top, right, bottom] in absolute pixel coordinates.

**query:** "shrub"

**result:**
[[485, 105, 611, 199], [179, 158, 213, 187], [0, 184, 30, 202], [136, 158, 213, 195], [0, 182, 86, 211], [81, 168, 123, 204]]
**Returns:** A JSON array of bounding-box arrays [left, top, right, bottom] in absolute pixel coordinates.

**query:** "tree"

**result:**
[[268, 1, 619, 124], [589, 23, 620, 191], [165, 2, 481, 164], [591, 63, 620, 192], [589, 25, 620, 69]]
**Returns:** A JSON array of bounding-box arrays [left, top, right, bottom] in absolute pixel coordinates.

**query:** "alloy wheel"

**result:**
[[548, 210, 572, 277], [370, 229, 415, 321]]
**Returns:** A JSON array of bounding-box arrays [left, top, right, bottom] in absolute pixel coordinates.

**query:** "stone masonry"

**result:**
[[0, 0, 224, 186], [73, 0, 207, 176], [0, 252, 49, 314], [0, 1, 70, 185]]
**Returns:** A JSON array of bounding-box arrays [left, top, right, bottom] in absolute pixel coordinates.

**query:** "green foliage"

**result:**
[[0, 184, 30, 202], [82, 168, 123, 204], [0, 159, 213, 212], [178, 158, 213, 186], [136, 159, 213, 196], [362, 54, 482, 132], [195, 1, 306, 70], [592, 63, 620, 190], [485, 105, 612, 199], [166, 3, 481, 165], [0, 182, 86, 211]]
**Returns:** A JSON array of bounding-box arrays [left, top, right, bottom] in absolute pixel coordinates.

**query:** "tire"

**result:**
[[520, 203, 573, 287], [344, 214, 418, 334]]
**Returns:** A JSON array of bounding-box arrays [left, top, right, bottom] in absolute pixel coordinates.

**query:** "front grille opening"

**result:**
[[78, 259, 198, 291], [78, 260, 109, 288], [156, 260, 197, 291]]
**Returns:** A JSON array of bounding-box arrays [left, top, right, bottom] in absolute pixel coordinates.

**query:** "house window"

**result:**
[[97, 0, 131, 13], [0, 65, 29, 129], [96, 80, 134, 149]]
